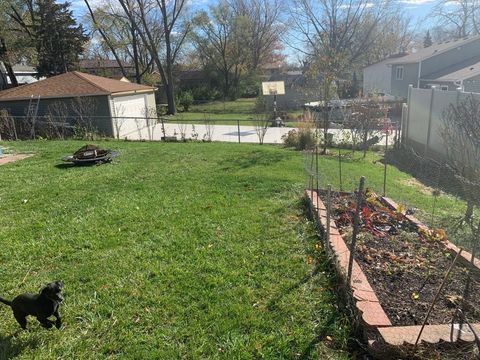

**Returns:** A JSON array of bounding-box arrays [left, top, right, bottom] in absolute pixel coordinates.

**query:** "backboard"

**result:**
[[261, 81, 285, 95]]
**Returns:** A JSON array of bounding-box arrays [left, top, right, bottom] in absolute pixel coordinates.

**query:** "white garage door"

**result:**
[[112, 94, 149, 139]]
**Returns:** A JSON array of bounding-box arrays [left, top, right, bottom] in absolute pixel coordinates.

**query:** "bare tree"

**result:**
[[203, 112, 214, 142], [71, 97, 98, 139], [0, 109, 17, 139], [228, 0, 286, 70], [431, 0, 480, 38], [84, 0, 128, 79], [46, 101, 70, 139], [347, 98, 387, 158], [117, 0, 190, 114], [290, 0, 392, 68], [290, 0, 392, 153], [191, 1, 250, 99], [440, 94, 480, 231], [112, 103, 125, 139], [254, 112, 269, 145]]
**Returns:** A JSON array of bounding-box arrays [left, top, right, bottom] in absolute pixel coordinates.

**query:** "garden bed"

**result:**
[[306, 189, 480, 351]]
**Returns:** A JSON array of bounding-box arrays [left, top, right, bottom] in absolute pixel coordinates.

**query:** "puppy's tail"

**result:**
[[0, 297, 12, 306]]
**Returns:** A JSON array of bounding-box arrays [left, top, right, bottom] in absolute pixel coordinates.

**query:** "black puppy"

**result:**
[[0, 281, 64, 330]]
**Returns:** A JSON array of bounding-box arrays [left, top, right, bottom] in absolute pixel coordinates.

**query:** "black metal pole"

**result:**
[[383, 131, 388, 196], [237, 119, 241, 143], [273, 93, 277, 124], [338, 148, 343, 191], [347, 176, 365, 285], [326, 184, 332, 254]]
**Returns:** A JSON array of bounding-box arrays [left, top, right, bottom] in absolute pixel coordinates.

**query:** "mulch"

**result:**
[[330, 191, 480, 326]]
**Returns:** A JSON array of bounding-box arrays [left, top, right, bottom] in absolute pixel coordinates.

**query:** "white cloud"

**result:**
[[339, 2, 374, 8], [397, 0, 434, 4]]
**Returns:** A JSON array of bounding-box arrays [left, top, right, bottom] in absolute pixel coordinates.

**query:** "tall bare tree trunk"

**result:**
[[0, 38, 18, 87]]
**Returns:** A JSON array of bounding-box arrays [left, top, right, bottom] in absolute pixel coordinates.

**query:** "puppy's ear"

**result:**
[[56, 280, 64, 289], [40, 283, 54, 295]]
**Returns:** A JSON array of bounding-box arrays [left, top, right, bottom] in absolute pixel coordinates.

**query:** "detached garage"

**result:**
[[0, 71, 157, 139]]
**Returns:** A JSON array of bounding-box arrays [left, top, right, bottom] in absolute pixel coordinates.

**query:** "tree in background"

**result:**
[[9, 0, 88, 77], [191, 0, 284, 100], [191, 1, 250, 100], [228, 0, 286, 71], [0, 0, 36, 87], [83, 0, 156, 84], [441, 95, 480, 237], [116, 0, 190, 115], [423, 30, 433, 47], [35, 0, 88, 77], [430, 0, 480, 39]]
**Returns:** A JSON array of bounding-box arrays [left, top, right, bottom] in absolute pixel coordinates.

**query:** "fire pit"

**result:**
[[62, 144, 118, 165]]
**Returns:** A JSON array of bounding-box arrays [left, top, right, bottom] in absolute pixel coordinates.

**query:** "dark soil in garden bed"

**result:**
[[329, 190, 480, 326]]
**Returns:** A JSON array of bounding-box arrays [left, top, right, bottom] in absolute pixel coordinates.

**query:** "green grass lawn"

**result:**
[[0, 141, 349, 360], [170, 98, 304, 127]]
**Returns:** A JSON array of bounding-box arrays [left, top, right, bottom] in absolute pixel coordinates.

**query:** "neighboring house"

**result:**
[[0, 71, 156, 139], [0, 62, 45, 87], [177, 70, 208, 88], [78, 59, 136, 80], [362, 53, 408, 96], [266, 71, 318, 109], [11, 64, 44, 84], [363, 35, 480, 99]]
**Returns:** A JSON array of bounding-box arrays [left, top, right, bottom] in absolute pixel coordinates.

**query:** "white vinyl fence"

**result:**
[[402, 84, 480, 161]]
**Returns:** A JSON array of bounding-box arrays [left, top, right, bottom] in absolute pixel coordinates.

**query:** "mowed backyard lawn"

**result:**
[[0, 141, 349, 359]]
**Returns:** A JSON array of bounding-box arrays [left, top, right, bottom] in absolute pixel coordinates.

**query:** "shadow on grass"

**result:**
[[220, 151, 287, 171], [0, 333, 39, 359], [266, 265, 321, 312], [298, 313, 339, 360], [384, 148, 462, 198], [54, 163, 77, 169]]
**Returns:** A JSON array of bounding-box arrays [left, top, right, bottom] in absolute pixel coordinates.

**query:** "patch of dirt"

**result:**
[[0, 153, 34, 165], [330, 191, 480, 326], [399, 178, 439, 195]]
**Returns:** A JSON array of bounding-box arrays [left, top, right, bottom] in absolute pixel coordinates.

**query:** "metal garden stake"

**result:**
[[347, 176, 365, 285]]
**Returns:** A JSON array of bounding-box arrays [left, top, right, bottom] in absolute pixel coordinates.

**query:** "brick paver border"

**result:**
[[306, 189, 480, 350]]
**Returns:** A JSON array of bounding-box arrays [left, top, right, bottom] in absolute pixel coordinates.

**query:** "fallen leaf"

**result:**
[[411, 292, 420, 300]]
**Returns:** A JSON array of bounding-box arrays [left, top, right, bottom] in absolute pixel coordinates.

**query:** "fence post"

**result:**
[[338, 148, 343, 191], [405, 84, 413, 147], [12, 117, 18, 140], [347, 176, 365, 285], [425, 86, 436, 156], [383, 130, 389, 196], [237, 119, 241, 143], [326, 184, 332, 254]]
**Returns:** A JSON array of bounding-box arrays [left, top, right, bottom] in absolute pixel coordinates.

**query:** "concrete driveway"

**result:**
[[121, 122, 396, 146]]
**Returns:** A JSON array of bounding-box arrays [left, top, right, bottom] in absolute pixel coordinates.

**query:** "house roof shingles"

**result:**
[[426, 58, 480, 81], [0, 71, 153, 101], [387, 35, 480, 65]]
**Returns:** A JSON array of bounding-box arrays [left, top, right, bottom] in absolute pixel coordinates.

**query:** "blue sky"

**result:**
[[68, 0, 439, 61], [68, 0, 438, 29]]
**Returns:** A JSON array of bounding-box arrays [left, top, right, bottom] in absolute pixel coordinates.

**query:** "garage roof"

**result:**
[[0, 71, 154, 101]]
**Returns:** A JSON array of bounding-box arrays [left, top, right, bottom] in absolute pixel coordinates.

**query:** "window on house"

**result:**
[[395, 66, 404, 80], [441, 85, 449, 91]]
